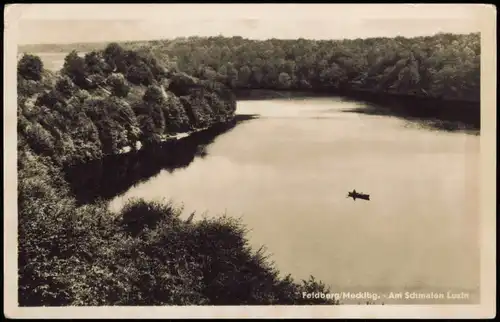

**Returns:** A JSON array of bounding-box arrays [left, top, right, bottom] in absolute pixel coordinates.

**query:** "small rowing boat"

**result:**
[[347, 189, 370, 201]]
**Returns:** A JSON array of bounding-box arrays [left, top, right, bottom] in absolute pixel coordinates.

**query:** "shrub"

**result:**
[[18, 54, 44, 81], [107, 73, 130, 98], [55, 76, 77, 98]]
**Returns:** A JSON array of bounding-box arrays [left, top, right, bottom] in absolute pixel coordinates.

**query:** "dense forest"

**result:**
[[21, 32, 480, 102], [17, 44, 336, 306], [17, 43, 237, 167], [159, 33, 480, 102]]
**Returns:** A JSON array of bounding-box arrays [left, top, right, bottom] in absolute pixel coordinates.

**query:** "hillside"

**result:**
[[17, 43, 237, 167]]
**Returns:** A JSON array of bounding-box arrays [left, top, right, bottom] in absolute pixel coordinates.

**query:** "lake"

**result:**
[[102, 97, 480, 304]]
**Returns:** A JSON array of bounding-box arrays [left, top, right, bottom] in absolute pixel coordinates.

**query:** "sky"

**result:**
[[6, 4, 490, 45]]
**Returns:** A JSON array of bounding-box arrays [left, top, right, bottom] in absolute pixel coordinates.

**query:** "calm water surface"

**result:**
[[108, 97, 480, 303]]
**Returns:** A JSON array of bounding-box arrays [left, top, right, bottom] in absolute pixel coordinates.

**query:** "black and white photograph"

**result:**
[[4, 3, 496, 319]]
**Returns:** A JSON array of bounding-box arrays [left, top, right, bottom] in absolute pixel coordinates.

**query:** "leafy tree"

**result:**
[[126, 62, 154, 86], [55, 76, 76, 98], [143, 85, 165, 104], [162, 92, 191, 133], [35, 89, 66, 110], [278, 72, 292, 89], [84, 51, 108, 75], [18, 77, 43, 97], [168, 72, 201, 96], [19, 118, 56, 158], [18, 54, 44, 81], [61, 50, 89, 88], [103, 42, 127, 73], [107, 73, 130, 98]]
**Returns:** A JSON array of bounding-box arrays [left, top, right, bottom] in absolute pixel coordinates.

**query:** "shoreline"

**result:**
[[115, 129, 206, 155], [68, 114, 259, 167], [232, 88, 479, 104], [233, 88, 480, 133], [63, 114, 259, 205], [115, 114, 259, 156], [72, 85, 479, 168]]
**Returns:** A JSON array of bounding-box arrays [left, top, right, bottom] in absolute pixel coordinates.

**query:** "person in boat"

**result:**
[[347, 189, 370, 201]]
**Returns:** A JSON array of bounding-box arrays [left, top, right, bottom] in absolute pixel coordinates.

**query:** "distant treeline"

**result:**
[[20, 32, 481, 102], [17, 44, 336, 306], [88, 32, 479, 102]]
